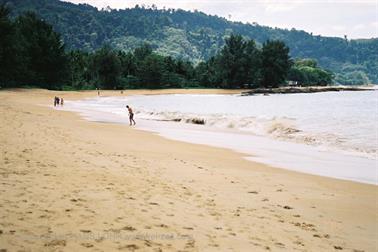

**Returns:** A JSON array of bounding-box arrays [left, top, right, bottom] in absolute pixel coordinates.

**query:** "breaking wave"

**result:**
[[64, 94, 378, 160], [135, 109, 377, 159]]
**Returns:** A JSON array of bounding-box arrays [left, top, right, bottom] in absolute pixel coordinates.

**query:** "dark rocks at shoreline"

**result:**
[[241, 86, 375, 96]]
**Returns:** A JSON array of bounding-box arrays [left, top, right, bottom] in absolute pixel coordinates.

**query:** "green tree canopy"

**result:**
[[14, 11, 68, 89], [92, 46, 121, 89], [0, 8, 334, 90], [261, 40, 292, 88], [7, 0, 377, 84], [288, 58, 333, 86], [0, 4, 17, 86]]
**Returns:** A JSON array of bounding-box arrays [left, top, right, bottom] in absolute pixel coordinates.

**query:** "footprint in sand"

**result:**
[[95, 237, 105, 243], [44, 240, 66, 247], [118, 244, 139, 251], [183, 227, 194, 230], [185, 239, 196, 249], [81, 243, 94, 248], [275, 242, 286, 248], [292, 222, 317, 231], [122, 226, 136, 231], [293, 240, 305, 247]]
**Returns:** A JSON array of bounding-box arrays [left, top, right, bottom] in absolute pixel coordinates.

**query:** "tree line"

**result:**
[[0, 6, 333, 90], [8, 0, 376, 84]]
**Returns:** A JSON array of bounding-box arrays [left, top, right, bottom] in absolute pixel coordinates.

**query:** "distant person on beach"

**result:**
[[56, 96, 60, 106], [60, 98, 64, 106], [126, 105, 136, 126], [54, 96, 57, 106], [96, 88, 100, 96]]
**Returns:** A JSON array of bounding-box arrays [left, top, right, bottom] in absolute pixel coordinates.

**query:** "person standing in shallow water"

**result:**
[[126, 105, 136, 126]]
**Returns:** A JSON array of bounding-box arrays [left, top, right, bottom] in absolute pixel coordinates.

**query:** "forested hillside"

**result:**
[[5, 0, 378, 84]]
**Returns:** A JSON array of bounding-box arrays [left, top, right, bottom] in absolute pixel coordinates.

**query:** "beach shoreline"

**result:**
[[0, 89, 376, 251], [63, 90, 377, 185]]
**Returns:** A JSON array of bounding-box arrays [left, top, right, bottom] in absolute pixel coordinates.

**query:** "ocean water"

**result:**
[[60, 91, 378, 184]]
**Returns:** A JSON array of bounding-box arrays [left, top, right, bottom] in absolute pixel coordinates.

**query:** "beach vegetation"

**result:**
[[0, 4, 334, 90], [288, 59, 334, 86], [4, 0, 377, 85]]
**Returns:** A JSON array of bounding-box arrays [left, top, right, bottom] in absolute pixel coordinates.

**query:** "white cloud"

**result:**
[[332, 25, 346, 31], [352, 24, 366, 30], [258, 0, 304, 13]]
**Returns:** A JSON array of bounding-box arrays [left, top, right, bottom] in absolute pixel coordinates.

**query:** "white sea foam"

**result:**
[[131, 108, 377, 159]]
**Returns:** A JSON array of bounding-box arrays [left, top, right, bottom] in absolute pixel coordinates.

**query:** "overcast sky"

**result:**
[[65, 0, 378, 39]]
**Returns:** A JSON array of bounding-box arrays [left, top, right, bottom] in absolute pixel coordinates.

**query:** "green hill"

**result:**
[[5, 0, 378, 84]]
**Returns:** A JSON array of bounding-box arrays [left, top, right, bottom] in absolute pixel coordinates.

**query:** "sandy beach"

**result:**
[[0, 89, 376, 251]]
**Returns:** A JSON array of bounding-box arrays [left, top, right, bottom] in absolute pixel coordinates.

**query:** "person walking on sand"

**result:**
[[126, 105, 136, 126], [60, 98, 64, 106]]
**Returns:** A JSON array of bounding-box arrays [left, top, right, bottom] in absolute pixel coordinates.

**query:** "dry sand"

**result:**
[[0, 89, 376, 251]]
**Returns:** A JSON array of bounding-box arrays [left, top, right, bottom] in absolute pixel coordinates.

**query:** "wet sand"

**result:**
[[0, 89, 376, 251]]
